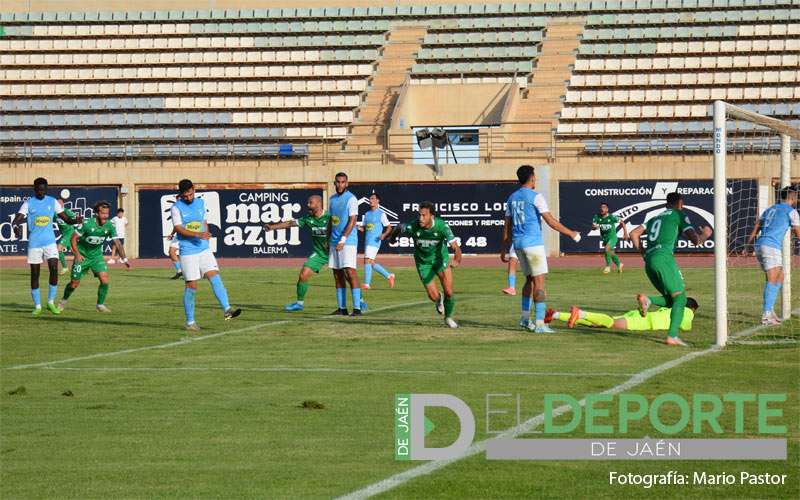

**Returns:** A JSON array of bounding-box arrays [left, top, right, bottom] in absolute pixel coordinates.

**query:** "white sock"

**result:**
[[297, 300, 304, 305], [536, 319, 545, 327], [552, 312, 561, 320], [579, 310, 587, 319]]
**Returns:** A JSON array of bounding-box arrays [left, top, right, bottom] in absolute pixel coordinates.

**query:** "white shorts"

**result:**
[[516, 245, 548, 277], [180, 249, 219, 281], [508, 246, 517, 260], [329, 244, 357, 270], [756, 245, 783, 272], [27, 243, 59, 264], [364, 244, 381, 260]]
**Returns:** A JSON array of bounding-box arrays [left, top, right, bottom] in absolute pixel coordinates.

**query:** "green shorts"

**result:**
[[303, 253, 328, 274], [644, 253, 685, 296], [602, 235, 618, 249], [618, 310, 650, 331], [70, 256, 107, 281], [416, 259, 448, 286]]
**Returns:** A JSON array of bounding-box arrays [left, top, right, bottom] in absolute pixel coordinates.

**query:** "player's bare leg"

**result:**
[[529, 274, 553, 333], [169, 246, 182, 279], [502, 257, 517, 295]]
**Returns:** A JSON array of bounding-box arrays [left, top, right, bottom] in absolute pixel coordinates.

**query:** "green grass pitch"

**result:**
[[1, 264, 797, 499]]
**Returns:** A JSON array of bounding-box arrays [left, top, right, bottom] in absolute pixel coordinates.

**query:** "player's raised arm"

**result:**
[[57, 209, 82, 225], [264, 220, 297, 232], [619, 217, 629, 240], [683, 225, 713, 246], [541, 213, 581, 242]]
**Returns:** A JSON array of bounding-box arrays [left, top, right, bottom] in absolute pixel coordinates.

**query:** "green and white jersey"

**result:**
[[296, 213, 330, 259], [401, 217, 456, 265], [644, 208, 693, 259], [592, 213, 620, 240], [57, 207, 77, 240], [75, 217, 116, 259]]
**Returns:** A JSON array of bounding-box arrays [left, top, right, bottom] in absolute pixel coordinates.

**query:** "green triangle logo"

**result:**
[[424, 416, 436, 436]]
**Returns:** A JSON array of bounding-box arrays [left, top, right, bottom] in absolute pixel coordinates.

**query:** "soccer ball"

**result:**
[[60, 189, 71, 200]]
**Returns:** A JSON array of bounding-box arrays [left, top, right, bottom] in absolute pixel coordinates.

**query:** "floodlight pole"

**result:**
[[713, 100, 728, 347], [780, 134, 792, 320]]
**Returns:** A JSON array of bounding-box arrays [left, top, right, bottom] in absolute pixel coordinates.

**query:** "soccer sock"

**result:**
[[364, 263, 373, 285], [604, 251, 612, 266], [648, 295, 669, 307], [31, 288, 41, 308], [373, 263, 391, 279], [208, 274, 231, 311], [47, 284, 58, 304], [668, 293, 687, 338], [552, 311, 562, 320], [173, 261, 181, 271], [763, 282, 781, 314], [507, 272, 517, 289], [63, 283, 76, 301], [336, 287, 346, 309], [97, 283, 109, 305], [296, 281, 309, 303], [352, 287, 362, 309], [585, 311, 614, 328], [612, 254, 620, 267], [58, 251, 67, 268], [534, 301, 546, 326], [183, 288, 196, 324], [444, 295, 455, 317], [521, 296, 532, 321]]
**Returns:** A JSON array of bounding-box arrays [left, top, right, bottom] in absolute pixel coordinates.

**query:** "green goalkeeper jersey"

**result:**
[[644, 208, 692, 259], [57, 207, 77, 241], [401, 217, 456, 265], [297, 213, 330, 258], [75, 217, 116, 259], [592, 214, 620, 240]]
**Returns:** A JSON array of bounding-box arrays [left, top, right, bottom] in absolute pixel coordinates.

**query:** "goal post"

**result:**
[[713, 100, 798, 347]]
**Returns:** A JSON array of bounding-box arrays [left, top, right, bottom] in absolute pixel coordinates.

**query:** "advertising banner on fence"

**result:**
[[349, 182, 521, 254], [0, 185, 119, 256], [138, 187, 323, 258], [558, 180, 759, 253]]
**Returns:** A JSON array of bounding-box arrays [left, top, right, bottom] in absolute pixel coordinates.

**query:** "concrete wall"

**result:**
[[392, 83, 513, 129]]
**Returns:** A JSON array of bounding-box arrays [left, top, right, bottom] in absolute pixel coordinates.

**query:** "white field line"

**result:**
[[34, 366, 637, 378], [336, 309, 800, 500], [4, 300, 430, 370]]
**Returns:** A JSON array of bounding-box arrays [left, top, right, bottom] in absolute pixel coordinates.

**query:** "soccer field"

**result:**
[[1, 264, 798, 499]]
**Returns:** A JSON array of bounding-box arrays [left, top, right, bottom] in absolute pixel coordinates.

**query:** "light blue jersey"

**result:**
[[363, 209, 390, 249], [170, 198, 209, 256], [755, 202, 800, 250], [505, 187, 550, 249], [19, 195, 61, 248], [329, 190, 358, 246]]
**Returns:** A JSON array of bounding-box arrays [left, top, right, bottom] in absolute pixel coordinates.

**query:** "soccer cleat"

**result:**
[[96, 304, 111, 313], [618, 263, 624, 274], [636, 293, 651, 317], [761, 312, 781, 326], [107, 259, 116, 264], [331, 308, 349, 316], [170, 272, 183, 280], [46, 302, 62, 315], [184, 322, 201, 332], [435, 295, 444, 315], [32, 306, 43, 317], [519, 318, 531, 329], [350, 309, 362, 317], [59, 267, 68, 275], [360, 300, 368, 312], [224, 308, 242, 320], [361, 283, 371, 290], [445, 317, 458, 329], [58, 299, 67, 311], [665, 336, 688, 347], [603, 266, 611, 274], [501, 287, 517, 296], [531, 324, 556, 334], [284, 302, 304, 312], [544, 309, 556, 324], [567, 306, 581, 328], [388, 274, 396, 289]]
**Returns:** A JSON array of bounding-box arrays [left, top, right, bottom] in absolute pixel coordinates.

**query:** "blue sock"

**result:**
[[183, 288, 196, 324], [47, 284, 58, 304], [373, 263, 391, 279], [173, 261, 181, 271], [763, 282, 781, 314], [336, 287, 346, 309], [521, 296, 532, 319], [209, 274, 230, 311], [508, 273, 517, 289], [534, 301, 546, 322], [352, 287, 362, 309], [31, 288, 41, 307], [364, 263, 373, 285]]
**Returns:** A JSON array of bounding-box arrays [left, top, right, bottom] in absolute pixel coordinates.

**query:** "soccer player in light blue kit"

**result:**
[[747, 185, 800, 325], [13, 177, 82, 316], [359, 191, 395, 290], [171, 179, 241, 331], [501, 165, 582, 333], [328, 172, 365, 316]]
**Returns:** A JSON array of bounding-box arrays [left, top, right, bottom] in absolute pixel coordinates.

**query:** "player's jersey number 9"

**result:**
[[647, 219, 662, 242]]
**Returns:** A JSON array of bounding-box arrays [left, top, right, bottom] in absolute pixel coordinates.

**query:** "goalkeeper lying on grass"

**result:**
[[545, 298, 698, 333]]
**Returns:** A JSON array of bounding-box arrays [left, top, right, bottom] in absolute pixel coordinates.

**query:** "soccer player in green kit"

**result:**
[[56, 190, 77, 275], [592, 202, 628, 274], [389, 201, 462, 328], [60, 201, 130, 312], [629, 192, 712, 346], [264, 194, 330, 312]]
